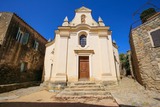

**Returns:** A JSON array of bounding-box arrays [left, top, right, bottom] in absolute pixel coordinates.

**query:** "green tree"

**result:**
[[140, 8, 156, 23], [119, 53, 130, 76]]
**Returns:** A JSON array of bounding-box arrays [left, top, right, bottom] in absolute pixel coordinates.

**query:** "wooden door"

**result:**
[[79, 56, 89, 80]]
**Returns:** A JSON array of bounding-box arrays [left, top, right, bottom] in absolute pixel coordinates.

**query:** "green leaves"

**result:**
[[140, 8, 156, 23], [119, 53, 130, 73]]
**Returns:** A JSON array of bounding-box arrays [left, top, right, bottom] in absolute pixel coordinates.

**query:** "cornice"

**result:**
[[58, 25, 110, 31], [57, 25, 111, 37]]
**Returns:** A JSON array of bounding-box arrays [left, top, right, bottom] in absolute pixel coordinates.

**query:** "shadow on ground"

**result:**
[[0, 102, 138, 107], [0, 102, 118, 107], [119, 104, 137, 107], [154, 98, 160, 101]]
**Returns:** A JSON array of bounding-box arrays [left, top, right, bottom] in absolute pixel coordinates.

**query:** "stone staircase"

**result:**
[[56, 81, 114, 99]]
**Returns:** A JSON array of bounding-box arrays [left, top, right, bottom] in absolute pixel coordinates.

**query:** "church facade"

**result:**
[[44, 6, 120, 84]]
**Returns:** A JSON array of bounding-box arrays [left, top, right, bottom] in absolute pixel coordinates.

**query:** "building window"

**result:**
[[150, 29, 160, 47], [16, 28, 23, 42], [80, 35, 86, 47], [33, 40, 39, 51], [21, 33, 29, 45], [16, 27, 29, 45], [20, 62, 27, 72]]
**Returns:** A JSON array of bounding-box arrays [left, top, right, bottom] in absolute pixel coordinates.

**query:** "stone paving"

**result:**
[[0, 77, 160, 107], [0, 85, 45, 101]]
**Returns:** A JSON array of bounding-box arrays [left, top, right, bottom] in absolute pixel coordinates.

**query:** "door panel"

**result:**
[[79, 56, 89, 80]]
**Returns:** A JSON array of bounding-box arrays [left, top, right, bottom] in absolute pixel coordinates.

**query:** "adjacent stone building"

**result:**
[[130, 12, 160, 92], [0, 12, 47, 85], [44, 6, 120, 86]]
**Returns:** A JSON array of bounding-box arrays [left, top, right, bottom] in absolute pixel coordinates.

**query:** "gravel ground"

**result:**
[[106, 77, 160, 107], [0, 77, 159, 107]]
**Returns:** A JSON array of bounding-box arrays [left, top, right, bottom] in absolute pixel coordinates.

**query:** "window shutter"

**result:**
[[20, 62, 25, 72], [151, 29, 160, 47], [36, 41, 39, 51], [20, 62, 27, 72], [33, 40, 39, 51], [20, 33, 24, 43], [22, 33, 29, 45], [16, 27, 20, 40]]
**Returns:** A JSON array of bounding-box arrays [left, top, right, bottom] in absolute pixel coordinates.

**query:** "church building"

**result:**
[[44, 6, 120, 85]]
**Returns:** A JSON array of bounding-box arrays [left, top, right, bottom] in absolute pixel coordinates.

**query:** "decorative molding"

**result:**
[[102, 73, 112, 76], [59, 31, 70, 37], [74, 50, 94, 54], [56, 73, 66, 76]]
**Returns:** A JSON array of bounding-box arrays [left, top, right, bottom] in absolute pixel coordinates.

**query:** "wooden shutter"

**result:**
[[33, 40, 39, 51], [20, 62, 25, 72], [20, 33, 24, 43], [150, 29, 160, 47], [20, 62, 27, 72], [35, 41, 39, 51], [16, 27, 21, 40]]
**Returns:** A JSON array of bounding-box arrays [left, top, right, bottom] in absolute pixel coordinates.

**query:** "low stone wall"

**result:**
[[0, 64, 42, 85], [0, 81, 41, 93]]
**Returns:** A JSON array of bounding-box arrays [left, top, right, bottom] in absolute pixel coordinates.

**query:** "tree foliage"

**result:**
[[119, 53, 130, 75], [140, 8, 156, 23]]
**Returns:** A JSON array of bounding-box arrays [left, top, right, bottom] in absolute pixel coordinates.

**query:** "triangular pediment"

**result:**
[[75, 6, 92, 13]]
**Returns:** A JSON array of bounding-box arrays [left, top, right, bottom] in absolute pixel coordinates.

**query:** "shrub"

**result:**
[[140, 8, 156, 23]]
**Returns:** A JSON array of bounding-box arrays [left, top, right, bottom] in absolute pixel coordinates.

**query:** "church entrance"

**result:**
[[79, 56, 89, 80]]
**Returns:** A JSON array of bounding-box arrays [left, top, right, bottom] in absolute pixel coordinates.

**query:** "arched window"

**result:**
[[80, 35, 86, 47]]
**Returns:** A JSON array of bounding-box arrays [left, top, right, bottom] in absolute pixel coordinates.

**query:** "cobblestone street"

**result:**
[[0, 77, 160, 107]]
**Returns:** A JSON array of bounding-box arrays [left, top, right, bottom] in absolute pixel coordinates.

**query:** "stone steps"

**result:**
[[69, 85, 101, 88], [60, 90, 110, 94], [56, 81, 114, 99], [71, 81, 96, 86], [56, 94, 113, 99], [64, 88, 105, 91]]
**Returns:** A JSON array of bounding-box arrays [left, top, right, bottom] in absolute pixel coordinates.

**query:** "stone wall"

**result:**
[[127, 50, 134, 78], [0, 13, 13, 45], [0, 81, 40, 93], [0, 12, 47, 85], [130, 13, 160, 92]]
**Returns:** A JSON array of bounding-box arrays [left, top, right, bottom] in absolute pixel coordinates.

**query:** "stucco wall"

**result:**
[[44, 30, 119, 82], [44, 6, 119, 83]]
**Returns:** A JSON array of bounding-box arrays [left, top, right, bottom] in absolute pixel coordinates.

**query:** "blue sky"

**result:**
[[0, 0, 159, 53]]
